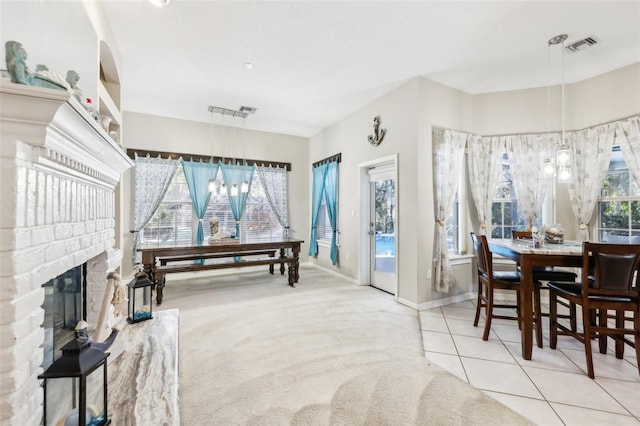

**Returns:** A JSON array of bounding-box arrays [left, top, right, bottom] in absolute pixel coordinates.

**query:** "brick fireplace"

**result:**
[[0, 81, 133, 425]]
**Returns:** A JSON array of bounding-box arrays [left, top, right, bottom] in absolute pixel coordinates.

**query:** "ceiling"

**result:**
[[100, 1, 640, 137]]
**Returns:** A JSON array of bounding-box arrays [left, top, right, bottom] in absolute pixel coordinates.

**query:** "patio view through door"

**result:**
[[369, 164, 396, 294]]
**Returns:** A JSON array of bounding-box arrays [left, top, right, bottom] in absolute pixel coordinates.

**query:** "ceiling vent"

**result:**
[[566, 36, 598, 53], [239, 106, 258, 115], [209, 106, 249, 118]]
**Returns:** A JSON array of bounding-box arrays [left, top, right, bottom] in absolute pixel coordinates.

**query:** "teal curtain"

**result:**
[[181, 159, 219, 244], [220, 163, 255, 237], [324, 161, 339, 264], [309, 163, 328, 257]]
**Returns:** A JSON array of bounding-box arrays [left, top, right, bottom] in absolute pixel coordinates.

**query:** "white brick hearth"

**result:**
[[0, 80, 133, 425]]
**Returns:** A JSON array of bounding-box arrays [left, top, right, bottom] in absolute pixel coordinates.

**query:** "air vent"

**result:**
[[239, 106, 258, 114], [208, 106, 248, 118], [566, 36, 598, 53]]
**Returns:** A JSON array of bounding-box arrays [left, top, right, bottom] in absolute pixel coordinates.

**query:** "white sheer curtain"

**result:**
[[506, 134, 551, 229], [616, 116, 640, 188], [131, 154, 179, 266], [567, 125, 615, 241], [433, 129, 467, 292], [468, 135, 503, 235], [256, 164, 290, 237]]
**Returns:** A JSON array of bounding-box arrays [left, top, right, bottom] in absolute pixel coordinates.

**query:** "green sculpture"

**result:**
[[5, 40, 29, 84], [5, 40, 69, 90]]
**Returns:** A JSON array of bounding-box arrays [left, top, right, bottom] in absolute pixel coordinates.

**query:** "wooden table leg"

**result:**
[[156, 273, 165, 305], [279, 248, 286, 275], [520, 258, 534, 360], [287, 260, 295, 287]]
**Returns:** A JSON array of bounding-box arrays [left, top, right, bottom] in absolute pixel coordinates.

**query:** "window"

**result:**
[[141, 165, 283, 244], [598, 147, 640, 243], [317, 198, 332, 240], [447, 197, 459, 253], [491, 154, 527, 238]]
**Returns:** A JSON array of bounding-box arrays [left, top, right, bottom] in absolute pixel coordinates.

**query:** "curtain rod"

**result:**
[[444, 114, 640, 138], [313, 152, 341, 168], [126, 148, 292, 171]]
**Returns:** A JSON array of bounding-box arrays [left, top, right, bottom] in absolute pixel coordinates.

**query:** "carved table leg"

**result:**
[[287, 260, 295, 287], [156, 273, 165, 305], [280, 248, 286, 275], [269, 252, 275, 274]]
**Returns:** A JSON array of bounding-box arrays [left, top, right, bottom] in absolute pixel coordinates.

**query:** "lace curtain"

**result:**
[[468, 135, 503, 235], [131, 154, 179, 266], [256, 165, 289, 237], [567, 125, 615, 241], [433, 130, 467, 292], [506, 134, 551, 229], [616, 116, 640, 188]]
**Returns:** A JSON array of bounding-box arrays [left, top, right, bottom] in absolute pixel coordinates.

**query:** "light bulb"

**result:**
[[240, 180, 249, 193], [558, 166, 571, 182], [208, 179, 216, 193], [230, 184, 239, 197], [544, 160, 554, 176], [220, 183, 227, 195], [556, 148, 570, 165]]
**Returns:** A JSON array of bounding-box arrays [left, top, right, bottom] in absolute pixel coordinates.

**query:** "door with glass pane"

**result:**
[[369, 165, 396, 294]]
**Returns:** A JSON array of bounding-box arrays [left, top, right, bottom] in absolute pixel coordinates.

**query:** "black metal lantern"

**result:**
[[127, 271, 154, 323], [38, 329, 110, 426]]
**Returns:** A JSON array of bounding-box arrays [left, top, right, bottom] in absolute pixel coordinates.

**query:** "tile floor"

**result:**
[[420, 299, 640, 425]]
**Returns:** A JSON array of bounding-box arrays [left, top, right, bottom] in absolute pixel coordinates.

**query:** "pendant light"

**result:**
[[240, 116, 250, 193], [207, 106, 219, 193], [547, 34, 571, 182]]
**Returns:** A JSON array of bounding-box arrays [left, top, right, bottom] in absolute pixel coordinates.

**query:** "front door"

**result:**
[[368, 165, 396, 294]]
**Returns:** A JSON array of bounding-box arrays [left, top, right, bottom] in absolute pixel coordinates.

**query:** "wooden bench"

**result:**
[[158, 250, 283, 274], [153, 250, 296, 304]]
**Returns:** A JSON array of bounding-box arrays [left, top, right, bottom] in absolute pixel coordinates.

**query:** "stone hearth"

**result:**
[[0, 80, 133, 425]]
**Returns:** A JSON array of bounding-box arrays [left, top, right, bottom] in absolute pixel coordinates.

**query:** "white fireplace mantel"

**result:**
[[0, 80, 133, 185]]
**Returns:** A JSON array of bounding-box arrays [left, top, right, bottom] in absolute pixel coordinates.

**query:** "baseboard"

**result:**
[[308, 263, 360, 285], [416, 292, 476, 311], [396, 297, 419, 310]]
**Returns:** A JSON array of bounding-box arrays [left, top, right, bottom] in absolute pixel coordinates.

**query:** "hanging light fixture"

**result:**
[[545, 34, 571, 182], [208, 106, 219, 193], [240, 116, 250, 193]]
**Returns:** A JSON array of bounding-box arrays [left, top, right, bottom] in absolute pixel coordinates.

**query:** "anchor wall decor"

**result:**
[[367, 115, 386, 146]]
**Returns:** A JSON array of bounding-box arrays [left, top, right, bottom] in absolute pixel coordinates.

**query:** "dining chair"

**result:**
[[547, 242, 640, 379], [512, 229, 579, 330], [471, 232, 543, 344]]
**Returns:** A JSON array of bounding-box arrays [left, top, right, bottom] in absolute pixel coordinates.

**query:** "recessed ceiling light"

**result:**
[[243, 63, 254, 70], [149, 0, 170, 7]]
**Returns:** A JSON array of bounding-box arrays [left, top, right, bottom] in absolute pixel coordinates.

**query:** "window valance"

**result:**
[[126, 148, 291, 171]]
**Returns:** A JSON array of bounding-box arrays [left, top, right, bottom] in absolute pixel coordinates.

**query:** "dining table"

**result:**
[[488, 238, 584, 360]]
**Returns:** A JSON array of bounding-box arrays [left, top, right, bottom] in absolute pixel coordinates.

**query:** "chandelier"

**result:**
[[544, 34, 571, 182]]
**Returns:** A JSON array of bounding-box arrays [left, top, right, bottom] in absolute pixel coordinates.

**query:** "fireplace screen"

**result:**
[[41, 264, 85, 369]]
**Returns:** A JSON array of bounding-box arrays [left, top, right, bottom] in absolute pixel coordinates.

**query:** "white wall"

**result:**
[[0, 1, 99, 103], [309, 79, 420, 302], [120, 111, 309, 278], [309, 64, 640, 307]]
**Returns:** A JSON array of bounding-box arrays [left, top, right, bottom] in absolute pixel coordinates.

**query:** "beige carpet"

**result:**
[[157, 266, 533, 425]]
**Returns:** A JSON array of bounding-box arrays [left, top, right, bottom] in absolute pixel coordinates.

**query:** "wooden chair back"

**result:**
[[582, 242, 640, 298], [512, 230, 532, 240], [471, 232, 492, 278]]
